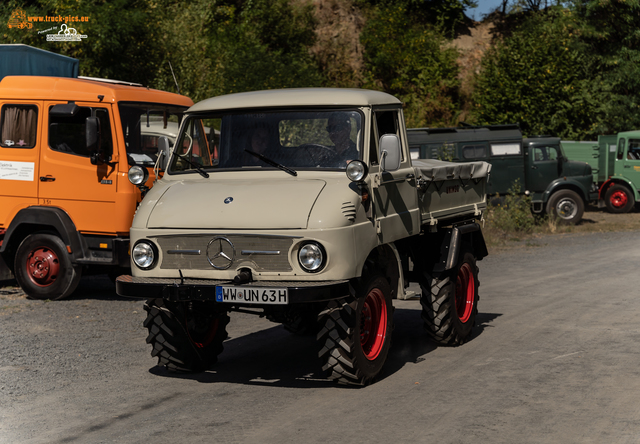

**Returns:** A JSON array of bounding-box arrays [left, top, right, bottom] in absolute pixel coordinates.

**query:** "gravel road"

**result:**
[[1, 230, 640, 443]]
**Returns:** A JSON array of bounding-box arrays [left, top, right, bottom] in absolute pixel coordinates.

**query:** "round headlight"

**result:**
[[128, 166, 149, 186], [132, 241, 157, 269], [346, 160, 368, 182], [298, 242, 325, 272]]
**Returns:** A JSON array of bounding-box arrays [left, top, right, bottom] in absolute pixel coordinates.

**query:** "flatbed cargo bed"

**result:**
[[414, 159, 489, 224]]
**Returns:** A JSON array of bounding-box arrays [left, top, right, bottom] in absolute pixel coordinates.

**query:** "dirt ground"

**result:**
[[3, 229, 640, 443], [485, 205, 640, 253]]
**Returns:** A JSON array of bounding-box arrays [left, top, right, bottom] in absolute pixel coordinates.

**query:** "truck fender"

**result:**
[[0, 207, 84, 269], [543, 178, 588, 203], [432, 222, 487, 274], [360, 244, 401, 300], [599, 178, 639, 202], [387, 243, 406, 301]]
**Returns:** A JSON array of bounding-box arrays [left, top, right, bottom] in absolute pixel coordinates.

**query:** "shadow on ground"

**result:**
[[148, 307, 500, 389]]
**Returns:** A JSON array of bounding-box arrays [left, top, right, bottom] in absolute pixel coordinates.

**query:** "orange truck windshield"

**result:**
[[118, 102, 188, 167]]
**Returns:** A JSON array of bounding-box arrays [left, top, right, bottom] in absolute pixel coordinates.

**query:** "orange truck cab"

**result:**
[[0, 75, 193, 299]]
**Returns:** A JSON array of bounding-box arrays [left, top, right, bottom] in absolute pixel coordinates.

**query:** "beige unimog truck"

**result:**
[[116, 88, 490, 386]]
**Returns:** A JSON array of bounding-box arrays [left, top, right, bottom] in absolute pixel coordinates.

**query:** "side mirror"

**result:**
[[379, 134, 401, 172], [157, 136, 171, 171], [86, 117, 105, 165]]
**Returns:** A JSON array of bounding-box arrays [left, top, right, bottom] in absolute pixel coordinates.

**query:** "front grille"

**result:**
[[157, 234, 295, 271]]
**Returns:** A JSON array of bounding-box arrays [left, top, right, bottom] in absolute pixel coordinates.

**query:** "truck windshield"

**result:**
[[118, 102, 188, 167], [169, 109, 363, 174]]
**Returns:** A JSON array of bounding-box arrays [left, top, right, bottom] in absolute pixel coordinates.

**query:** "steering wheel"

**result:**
[[299, 143, 336, 166]]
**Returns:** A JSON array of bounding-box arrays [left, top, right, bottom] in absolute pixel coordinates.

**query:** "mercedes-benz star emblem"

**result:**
[[224, 197, 233, 204], [206, 236, 236, 270]]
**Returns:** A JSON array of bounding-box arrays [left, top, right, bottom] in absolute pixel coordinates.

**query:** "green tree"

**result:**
[[2, 0, 325, 102], [471, 7, 603, 139], [356, 0, 477, 38], [572, 0, 640, 134], [208, 0, 324, 95], [360, 3, 461, 127], [2, 0, 165, 86]]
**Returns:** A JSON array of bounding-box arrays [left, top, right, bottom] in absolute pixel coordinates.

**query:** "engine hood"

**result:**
[[146, 178, 326, 229]]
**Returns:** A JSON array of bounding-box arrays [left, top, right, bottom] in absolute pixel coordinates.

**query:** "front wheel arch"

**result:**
[[14, 232, 82, 300], [545, 189, 584, 224], [604, 184, 635, 213]]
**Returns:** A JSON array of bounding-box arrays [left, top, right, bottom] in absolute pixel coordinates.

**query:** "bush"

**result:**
[[484, 181, 535, 236]]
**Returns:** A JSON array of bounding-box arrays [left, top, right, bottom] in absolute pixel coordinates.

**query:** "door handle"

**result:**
[[39, 176, 56, 182], [406, 174, 415, 180]]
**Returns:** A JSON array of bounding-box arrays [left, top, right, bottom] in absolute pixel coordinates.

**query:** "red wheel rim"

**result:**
[[187, 317, 219, 349], [455, 263, 475, 323], [610, 190, 628, 208], [25, 247, 60, 287], [360, 288, 387, 361]]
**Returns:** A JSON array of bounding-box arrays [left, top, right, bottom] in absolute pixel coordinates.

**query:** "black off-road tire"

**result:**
[[604, 184, 634, 214], [143, 299, 229, 373], [545, 189, 584, 224], [421, 251, 479, 346], [14, 233, 82, 300], [317, 275, 394, 386]]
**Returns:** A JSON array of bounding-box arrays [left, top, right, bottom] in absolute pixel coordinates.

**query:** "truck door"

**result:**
[[371, 109, 420, 244], [39, 102, 118, 234], [0, 102, 41, 226], [488, 142, 524, 194], [528, 144, 562, 193], [618, 137, 640, 192]]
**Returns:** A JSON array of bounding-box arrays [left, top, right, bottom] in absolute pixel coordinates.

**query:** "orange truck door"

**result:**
[[39, 101, 118, 234], [0, 101, 41, 227]]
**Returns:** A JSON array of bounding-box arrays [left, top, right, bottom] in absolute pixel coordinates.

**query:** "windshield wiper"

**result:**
[[176, 153, 210, 178], [245, 150, 297, 177]]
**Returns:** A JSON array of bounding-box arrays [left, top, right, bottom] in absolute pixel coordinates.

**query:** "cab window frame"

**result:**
[[48, 105, 113, 159], [0, 104, 38, 149]]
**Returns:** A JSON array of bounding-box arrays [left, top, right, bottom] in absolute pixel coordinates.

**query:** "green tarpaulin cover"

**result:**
[[0, 44, 78, 80]]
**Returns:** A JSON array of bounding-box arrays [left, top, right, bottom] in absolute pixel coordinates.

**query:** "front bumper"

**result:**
[[115, 275, 350, 304]]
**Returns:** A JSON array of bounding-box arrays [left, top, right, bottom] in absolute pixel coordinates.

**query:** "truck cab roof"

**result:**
[[0, 75, 192, 106], [188, 88, 402, 112], [407, 125, 522, 145], [523, 135, 561, 145]]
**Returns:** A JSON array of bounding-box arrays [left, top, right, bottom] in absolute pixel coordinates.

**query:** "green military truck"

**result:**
[[562, 131, 640, 213], [407, 125, 596, 224], [116, 88, 490, 386]]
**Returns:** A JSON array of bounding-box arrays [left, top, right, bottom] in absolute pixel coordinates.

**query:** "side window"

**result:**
[[617, 138, 626, 160], [369, 120, 378, 165], [533, 145, 558, 162], [49, 106, 113, 158], [491, 143, 521, 156], [94, 109, 113, 159], [374, 110, 403, 161], [627, 139, 640, 160], [1, 105, 38, 148], [423, 143, 454, 160], [462, 144, 487, 160], [375, 111, 398, 137]]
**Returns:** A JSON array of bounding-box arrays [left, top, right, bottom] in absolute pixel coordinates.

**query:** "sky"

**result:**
[[466, 0, 504, 21]]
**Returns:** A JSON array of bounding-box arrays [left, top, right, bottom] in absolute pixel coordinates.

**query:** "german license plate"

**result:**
[[215, 286, 288, 305]]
